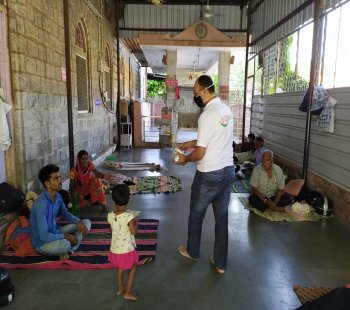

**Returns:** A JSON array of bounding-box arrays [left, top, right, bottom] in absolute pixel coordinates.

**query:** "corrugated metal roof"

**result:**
[[123, 37, 142, 53], [123, 38, 149, 66], [123, 1, 247, 5], [120, 4, 247, 38]]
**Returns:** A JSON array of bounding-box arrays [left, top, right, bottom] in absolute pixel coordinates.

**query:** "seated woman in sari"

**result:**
[[69, 150, 111, 212]]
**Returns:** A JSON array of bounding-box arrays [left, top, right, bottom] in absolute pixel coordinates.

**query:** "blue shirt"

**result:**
[[255, 145, 269, 166], [30, 191, 81, 249]]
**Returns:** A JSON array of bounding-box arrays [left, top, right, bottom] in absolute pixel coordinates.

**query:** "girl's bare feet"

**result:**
[[59, 253, 69, 260], [124, 292, 138, 301], [116, 286, 125, 296]]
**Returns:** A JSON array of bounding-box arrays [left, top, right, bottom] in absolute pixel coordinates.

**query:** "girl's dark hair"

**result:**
[[77, 150, 88, 160], [197, 75, 215, 93], [38, 164, 60, 186], [112, 184, 130, 206]]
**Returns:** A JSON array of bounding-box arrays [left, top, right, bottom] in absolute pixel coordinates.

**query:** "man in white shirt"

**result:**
[[176, 75, 235, 274]]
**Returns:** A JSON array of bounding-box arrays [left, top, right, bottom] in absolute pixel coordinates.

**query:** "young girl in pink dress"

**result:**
[[107, 184, 139, 301]]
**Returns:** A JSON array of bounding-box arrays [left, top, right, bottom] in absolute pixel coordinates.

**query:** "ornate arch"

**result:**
[[105, 44, 111, 68], [104, 43, 112, 109], [120, 56, 125, 96], [75, 19, 90, 112], [75, 22, 86, 52]]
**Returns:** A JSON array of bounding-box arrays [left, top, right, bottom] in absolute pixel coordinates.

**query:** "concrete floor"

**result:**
[[8, 147, 350, 310]]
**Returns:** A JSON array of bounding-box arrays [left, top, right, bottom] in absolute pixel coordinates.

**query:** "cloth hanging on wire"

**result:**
[[316, 96, 337, 133], [0, 97, 12, 151], [299, 85, 334, 115], [299, 85, 337, 134]]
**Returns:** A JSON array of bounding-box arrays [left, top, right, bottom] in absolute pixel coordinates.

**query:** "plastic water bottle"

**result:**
[[71, 192, 80, 216], [172, 147, 184, 163]]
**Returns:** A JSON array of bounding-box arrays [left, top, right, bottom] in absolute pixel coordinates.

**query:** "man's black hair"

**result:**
[[197, 75, 215, 93], [38, 164, 60, 186], [248, 133, 255, 140], [112, 184, 130, 206], [255, 136, 264, 143]]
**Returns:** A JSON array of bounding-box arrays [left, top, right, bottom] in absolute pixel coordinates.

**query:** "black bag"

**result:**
[[0, 182, 25, 214], [295, 184, 319, 205], [0, 268, 15, 306], [296, 186, 333, 217]]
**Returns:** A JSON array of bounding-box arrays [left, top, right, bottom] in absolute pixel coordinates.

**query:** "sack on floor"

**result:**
[[0, 267, 15, 306], [4, 216, 35, 257], [0, 182, 25, 214]]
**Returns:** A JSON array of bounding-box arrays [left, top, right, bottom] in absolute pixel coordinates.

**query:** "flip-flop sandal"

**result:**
[[209, 257, 225, 274], [178, 245, 198, 261]]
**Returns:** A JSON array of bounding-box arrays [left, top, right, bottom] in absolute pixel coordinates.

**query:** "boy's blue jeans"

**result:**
[[187, 166, 235, 270], [36, 219, 91, 256]]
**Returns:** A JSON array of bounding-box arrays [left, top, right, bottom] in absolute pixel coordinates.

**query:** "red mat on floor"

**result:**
[[0, 218, 158, 270]]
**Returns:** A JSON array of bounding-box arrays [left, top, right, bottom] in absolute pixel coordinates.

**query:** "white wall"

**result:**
[[250, 87, 350, 191]]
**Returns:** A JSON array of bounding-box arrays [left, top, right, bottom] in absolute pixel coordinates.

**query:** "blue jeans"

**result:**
[[36, 219, 91, 256], [187, 166, 235, 270]]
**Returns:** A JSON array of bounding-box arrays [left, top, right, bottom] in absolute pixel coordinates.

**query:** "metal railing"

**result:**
[[142, 116, 161, 143]]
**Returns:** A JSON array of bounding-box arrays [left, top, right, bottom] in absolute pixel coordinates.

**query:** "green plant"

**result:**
[[262, 35, 309, 95], [147, 80, 166, 99]]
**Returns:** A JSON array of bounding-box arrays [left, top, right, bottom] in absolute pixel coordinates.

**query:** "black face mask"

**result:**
[[193, 95, 205, 108]]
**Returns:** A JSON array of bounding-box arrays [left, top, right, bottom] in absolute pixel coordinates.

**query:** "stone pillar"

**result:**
[[218, 51, 231, 103], [160, 50, 178, 146], [166, 50, 177, 107]]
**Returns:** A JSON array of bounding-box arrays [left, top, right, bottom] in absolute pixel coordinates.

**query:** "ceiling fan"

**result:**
[[149, 0, 165, 4], [200, 0, 222, 19]]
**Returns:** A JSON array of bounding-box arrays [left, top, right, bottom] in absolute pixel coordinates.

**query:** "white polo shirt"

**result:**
[[196, 97, 234, 172]]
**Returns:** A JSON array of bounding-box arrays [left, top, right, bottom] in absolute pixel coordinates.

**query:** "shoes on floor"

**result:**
[[177, 245, 198, 261], [123, 180, 136, 186], [209, 257, 225, 274]]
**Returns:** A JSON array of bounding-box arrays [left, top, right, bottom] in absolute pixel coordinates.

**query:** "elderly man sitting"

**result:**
[[248, 150, 292, 212]]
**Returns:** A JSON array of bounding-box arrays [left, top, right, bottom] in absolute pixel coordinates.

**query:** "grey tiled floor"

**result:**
[[7, 147, 350, 310]]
